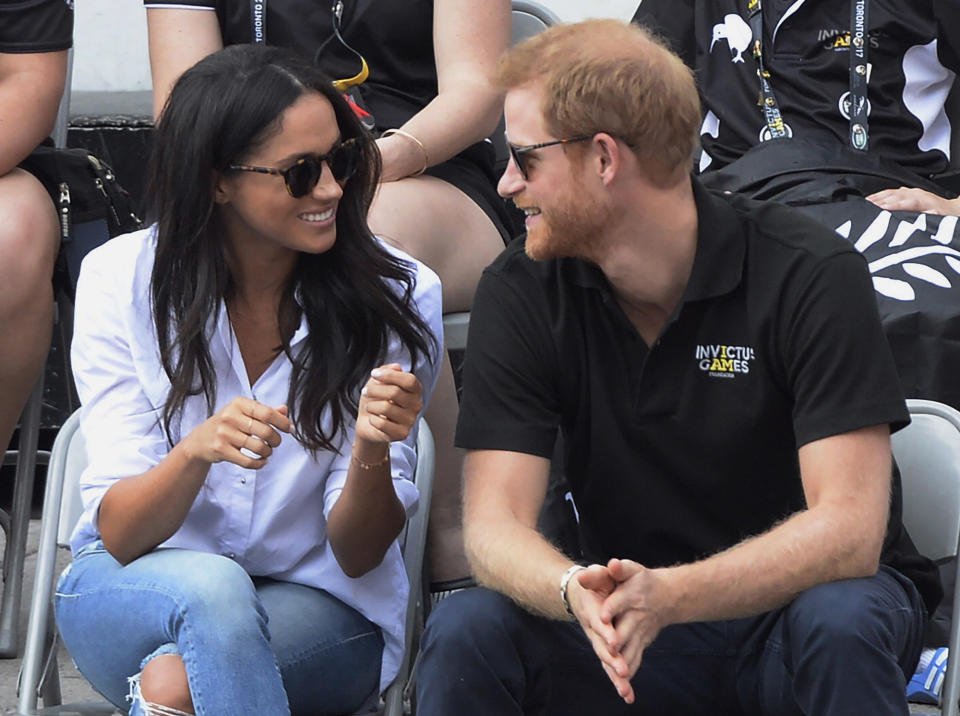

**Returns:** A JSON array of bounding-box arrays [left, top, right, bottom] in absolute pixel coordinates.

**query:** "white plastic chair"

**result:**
[[17, 410, 435, 716], [893, 398, 960, 716]]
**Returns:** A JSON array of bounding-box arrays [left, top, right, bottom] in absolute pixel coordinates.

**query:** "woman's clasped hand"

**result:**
[[183, 397, 291, 468]]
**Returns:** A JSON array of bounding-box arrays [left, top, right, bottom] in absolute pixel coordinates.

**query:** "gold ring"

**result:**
[[247, 416, 253, 433]]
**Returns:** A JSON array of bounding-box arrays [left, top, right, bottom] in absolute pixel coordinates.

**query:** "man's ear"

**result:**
[[593, 133, 621, 186]]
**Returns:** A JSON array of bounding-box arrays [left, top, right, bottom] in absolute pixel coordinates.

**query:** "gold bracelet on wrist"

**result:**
[[381, 128, 429, 177], [351, 451, 390, 471]]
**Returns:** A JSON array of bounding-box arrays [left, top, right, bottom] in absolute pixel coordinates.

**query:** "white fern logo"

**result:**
[[836, 212, 960, 301]]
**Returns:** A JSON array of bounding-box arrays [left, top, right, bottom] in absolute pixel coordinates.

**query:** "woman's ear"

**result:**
[[213, 171, 231, 204]]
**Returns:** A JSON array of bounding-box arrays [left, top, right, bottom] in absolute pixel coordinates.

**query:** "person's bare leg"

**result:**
[[140, 654, 195, 715], [0, 169, 58, 456], [369, 176, 503, 584]]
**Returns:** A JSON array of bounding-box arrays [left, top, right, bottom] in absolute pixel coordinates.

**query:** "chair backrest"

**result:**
[[53, 409, 87, 547], [379, 419, 435, 716], [894, 399, 960, 563], [893, 399, 960, 716], [510, 0, 561, 45]]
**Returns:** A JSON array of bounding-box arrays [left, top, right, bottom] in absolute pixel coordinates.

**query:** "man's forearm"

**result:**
[[466, 515, 577, 620], [657, 501, 885, 626]]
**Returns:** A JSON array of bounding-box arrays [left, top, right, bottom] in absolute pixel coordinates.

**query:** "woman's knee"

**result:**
[[139, 653, 195, 715], [0, 169, 59, 290], [158, 552, 264, 626]]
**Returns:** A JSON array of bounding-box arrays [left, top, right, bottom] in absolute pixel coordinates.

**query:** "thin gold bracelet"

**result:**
[[351, 451, 390, 471], [381, 128, 429, 177]]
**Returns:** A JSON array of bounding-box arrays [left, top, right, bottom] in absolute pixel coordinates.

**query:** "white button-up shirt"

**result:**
[[69, 226, 442, 692]]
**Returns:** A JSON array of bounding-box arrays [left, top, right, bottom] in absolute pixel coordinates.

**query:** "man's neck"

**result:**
[[593, 177, 699, 341]]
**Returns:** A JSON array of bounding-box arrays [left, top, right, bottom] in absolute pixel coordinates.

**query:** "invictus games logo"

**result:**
[[818, 29, 880, 51], [696, 344, 755, 379], [759, 122, 793, 142]]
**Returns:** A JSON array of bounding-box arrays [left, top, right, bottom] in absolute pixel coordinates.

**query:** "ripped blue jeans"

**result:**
[[54, 543, 383, 716]]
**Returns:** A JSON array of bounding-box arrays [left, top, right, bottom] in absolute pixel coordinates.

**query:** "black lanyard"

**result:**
[[746, 0, 789, 140], [848, 0, 870, 151], [250, 0, 266, 43], [747, 0, 870, 151]]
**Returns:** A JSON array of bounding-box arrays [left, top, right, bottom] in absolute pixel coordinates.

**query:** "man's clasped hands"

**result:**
[[567, 558, 676, 705]]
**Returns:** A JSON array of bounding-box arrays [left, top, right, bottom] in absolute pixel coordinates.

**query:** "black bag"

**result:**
[[700, 136, 956, 206], [20, 142, 142, 296]]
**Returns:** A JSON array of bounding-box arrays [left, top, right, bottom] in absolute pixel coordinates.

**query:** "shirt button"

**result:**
[[240, 477, 247, 484], [225, 552, 236, 560]]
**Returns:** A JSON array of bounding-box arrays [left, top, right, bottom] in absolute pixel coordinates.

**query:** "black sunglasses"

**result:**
[[228, 138, 361, 198], [507, 134, 592, 180]]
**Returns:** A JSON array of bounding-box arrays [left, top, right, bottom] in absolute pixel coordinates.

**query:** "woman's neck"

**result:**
[[223, 238, 297, 310]]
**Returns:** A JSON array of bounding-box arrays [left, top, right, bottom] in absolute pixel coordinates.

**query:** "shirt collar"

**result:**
[[567, 176, 746, 302], [681, 177, 746, 303]]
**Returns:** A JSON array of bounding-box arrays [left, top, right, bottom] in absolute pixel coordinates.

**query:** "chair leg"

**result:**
[[38, 621, 63, 707], [0, 378, 43, 658]]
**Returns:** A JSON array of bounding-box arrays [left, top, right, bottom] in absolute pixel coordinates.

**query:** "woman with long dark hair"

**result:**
[[144, 0, 513, 589], [54, 44, 441, 715]]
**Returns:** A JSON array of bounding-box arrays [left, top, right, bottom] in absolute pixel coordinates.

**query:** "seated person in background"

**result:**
[[144, 0, 512, 587], [54, 45, 441, 716], [632, 0, 959, 203], [0, 0, 71, 466], [634, 0, 960, 414], [417, 20, 941, 716]]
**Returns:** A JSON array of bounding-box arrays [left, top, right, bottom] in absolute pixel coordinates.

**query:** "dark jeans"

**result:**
[[417, 565, 925, 715]]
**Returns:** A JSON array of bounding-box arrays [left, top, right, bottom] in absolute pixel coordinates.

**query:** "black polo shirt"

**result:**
[[456, 180, 942, 609], [0, 0, 73, 54]]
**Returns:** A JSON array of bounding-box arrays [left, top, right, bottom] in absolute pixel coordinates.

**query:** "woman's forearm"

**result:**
[[97, 440, 211, 565], [326, 441, 406, 578]]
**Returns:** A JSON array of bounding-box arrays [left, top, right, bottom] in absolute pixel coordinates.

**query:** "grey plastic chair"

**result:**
[[510, 0, 561, 44], [893, 398, 960, 716], [17, 410, 435, 716]]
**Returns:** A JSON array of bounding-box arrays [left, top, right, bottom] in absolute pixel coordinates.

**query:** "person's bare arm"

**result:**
[[594, 424, 892, 703], [326, 365, 421, 578], [99, 398, 291, 565], [464, 449, 624, 679], [0, 50, 67, 174], [463, 449, 571, 613], [146, 8, 223, 120], [375, 0, 510, 181]]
